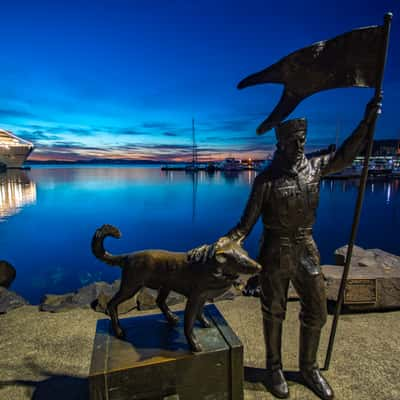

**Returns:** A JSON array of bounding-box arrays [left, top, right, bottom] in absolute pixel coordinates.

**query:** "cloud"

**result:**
[[30, 136, 275, 162], [0, 108, 34, 119], [10, 123, 104, 139], [142, 121, 176, 130], [29, 138, 276, 162], [14, 129, 61, 142], [115, 128, 148, 136], [48, 141, 93, 148], [49, 126, 102, 136], [119, 143, 193, 153], [197, 112, 262, 135]]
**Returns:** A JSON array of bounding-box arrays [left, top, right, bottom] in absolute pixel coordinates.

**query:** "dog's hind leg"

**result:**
[[107, 283, 142, 339], [184, 294, 204, 352], [196, 299, 211, 328], [156, 287, 179, 326]]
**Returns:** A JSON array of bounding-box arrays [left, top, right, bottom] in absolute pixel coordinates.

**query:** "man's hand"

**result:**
[[364, 91, 383, 125], [187, 236, 232, 263], [187, 244, 212, 263]]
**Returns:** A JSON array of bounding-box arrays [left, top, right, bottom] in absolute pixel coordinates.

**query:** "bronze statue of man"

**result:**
[[190, 95, 381, 400]]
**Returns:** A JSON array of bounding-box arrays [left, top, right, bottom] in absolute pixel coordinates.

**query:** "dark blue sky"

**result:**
[[1, 0, 399, 161]]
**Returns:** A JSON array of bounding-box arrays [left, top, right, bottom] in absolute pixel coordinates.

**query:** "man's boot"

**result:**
[[263, 319, 289, 398], [299, 325, 334, 400]]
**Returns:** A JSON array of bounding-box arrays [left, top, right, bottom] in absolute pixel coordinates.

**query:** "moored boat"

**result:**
[[0, 129, 34, 168], [219, 157, 245, 171]]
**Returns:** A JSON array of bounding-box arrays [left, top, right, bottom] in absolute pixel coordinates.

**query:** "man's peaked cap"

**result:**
[[275, 118, 307, 142]]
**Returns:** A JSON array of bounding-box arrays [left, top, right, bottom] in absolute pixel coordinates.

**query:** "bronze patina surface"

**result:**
[[190, 99, 381, 400], [91, 224, 261, 353], [236, 24, 385, 134], [89, 304, 243, 400]]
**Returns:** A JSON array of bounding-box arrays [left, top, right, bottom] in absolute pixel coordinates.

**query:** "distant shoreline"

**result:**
[[27, 159, 167, 165], [26, 158, 268, 166]]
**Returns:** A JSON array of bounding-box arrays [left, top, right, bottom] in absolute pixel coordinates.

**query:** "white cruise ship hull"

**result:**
[[0, 130, 34, 168], [0, 146, 33, 168]]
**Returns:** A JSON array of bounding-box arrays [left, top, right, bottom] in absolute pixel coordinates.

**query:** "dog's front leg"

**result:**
[[196, 299, 211, 328], [184, 294, 204, 352]]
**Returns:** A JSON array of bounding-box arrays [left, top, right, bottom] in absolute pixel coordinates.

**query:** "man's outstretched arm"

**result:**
[[188, 173, 268, 262], [224, 174, 268, 243], [318, 94, 382, 177]]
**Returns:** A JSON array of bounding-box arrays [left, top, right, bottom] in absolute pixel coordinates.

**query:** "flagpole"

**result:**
[[324, 12, 393, 371]]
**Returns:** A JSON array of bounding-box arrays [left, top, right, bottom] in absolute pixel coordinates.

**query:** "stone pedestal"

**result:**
[[89, 304, 243, 400], [323, 262, 400, 311], [323, 246, 400, 311]]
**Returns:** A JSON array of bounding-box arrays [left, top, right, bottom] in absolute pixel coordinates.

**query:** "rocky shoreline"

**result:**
[[0, 277, 243, 315], [1, 245, 400, 315]]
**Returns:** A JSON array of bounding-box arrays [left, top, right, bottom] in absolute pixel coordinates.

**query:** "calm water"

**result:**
[[1, 166, 399, 304]]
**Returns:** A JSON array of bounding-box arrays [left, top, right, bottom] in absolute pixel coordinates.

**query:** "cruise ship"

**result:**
[[0, 129, 34, 168]]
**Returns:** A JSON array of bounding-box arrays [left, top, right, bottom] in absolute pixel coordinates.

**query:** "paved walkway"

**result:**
[[0, 296, 399, 399], [218, 297, 400, 400]]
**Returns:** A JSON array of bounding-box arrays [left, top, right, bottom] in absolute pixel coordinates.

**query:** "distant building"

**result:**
[[354, 139, 400, 170]]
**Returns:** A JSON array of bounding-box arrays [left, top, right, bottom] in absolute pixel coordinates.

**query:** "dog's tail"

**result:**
[[91, 224, 126, 267]]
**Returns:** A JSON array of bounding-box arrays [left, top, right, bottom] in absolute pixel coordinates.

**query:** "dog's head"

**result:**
[[213, 240, 262, 280]]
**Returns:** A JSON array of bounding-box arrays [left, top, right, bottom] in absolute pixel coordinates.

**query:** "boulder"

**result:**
[[323, 246, 400, 311], [0, 287, 29, 313], [39, 293, 77, 312], [334, 245, 371, 266], [369, 248, 400, 268], [0, 260, 16, 288], [40, 281, 121, 313], [357, 256, 379, 268], [137, 288, 185, 311], [136, 284, 241, 308], [93, 291, 138, 314], [165, 290, 186, 306], [136, 288, 157, 310], [74, 281, 116, 308], [93, 288, 138, 315], [39, 280, 185, 314], [323, 265, 344, 301], [213, 276, 247, 301], [334, 245, 400, 270]]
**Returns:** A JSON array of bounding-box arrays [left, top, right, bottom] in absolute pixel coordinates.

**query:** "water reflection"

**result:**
[[386, 184, 391, 204], [161, 168, 258, 186], [325, 178, 399, 200], [0, 166, 398, 304], [0, 170, 36, 220], [190, 172, 198, 221]]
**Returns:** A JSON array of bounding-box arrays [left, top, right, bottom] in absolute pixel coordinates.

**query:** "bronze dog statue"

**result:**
[[92, 224, 261, 352]]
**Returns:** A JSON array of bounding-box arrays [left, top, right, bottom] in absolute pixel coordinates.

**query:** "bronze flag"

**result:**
[[238, 26, 385, 134]]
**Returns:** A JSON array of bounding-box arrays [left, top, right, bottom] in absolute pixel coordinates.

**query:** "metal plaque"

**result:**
[[344, 279, 377, 304]]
